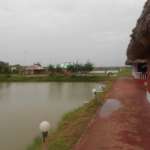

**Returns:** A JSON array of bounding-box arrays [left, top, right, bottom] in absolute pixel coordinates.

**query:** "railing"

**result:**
[[133, 72, 148, 80]]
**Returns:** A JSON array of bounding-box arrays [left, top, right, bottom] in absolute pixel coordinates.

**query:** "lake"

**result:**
[[0, 82, 99, 150]]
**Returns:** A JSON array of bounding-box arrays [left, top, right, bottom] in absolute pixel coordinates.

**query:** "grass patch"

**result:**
[[27, 137, 41, 150], [0, 74, 110, 82], [27, 81, 112, 150], [117, 67, 132, 77]]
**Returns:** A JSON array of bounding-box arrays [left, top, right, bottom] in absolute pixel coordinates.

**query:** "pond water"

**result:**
[[0, 82, 98, 150]]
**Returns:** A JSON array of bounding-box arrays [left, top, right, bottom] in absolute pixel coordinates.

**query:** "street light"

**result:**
[[39, 121, 51, 143], [92, 88, 96, 96], [92, 85, 104, 101]]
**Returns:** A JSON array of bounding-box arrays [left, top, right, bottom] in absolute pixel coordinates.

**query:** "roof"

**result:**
[[25, 64, 44, 70], [126, 0, 150, 63], [126, 59, 148, 65]]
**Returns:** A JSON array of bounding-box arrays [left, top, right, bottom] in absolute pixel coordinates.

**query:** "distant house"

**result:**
[[24, 64, 46, 75], [10, 64, 23, 74]]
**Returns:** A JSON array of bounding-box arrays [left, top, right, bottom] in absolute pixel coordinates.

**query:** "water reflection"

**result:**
[[0, 83, 11, 102], [99, 99, 122, 118]]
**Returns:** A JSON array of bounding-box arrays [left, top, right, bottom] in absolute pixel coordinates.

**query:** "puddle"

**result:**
[[99, 99, 122, 118]]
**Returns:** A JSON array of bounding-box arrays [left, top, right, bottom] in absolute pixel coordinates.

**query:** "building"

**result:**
[[126, 60, 148, 82], [10, 64, 23, 74], [24, 64, 46, 75], [126, 0, 150, 100]]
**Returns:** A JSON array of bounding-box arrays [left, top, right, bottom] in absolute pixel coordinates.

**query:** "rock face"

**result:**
[[127, 0, 150, 64]]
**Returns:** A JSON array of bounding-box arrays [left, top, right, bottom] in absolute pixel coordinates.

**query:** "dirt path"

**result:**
[[74, 78, 150, 150]]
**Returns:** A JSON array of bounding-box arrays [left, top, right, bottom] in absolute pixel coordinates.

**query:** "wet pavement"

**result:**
[[74, 78, 150, 150], [99, 99, 122, 118]]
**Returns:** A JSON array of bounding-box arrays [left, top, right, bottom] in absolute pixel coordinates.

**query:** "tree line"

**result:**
[[0, 61, 94, 74], [48, 62, 94, 73]]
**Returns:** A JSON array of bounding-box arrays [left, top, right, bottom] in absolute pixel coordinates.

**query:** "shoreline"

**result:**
[[27, 81, 112, 150], [0, 75, 111, 82]]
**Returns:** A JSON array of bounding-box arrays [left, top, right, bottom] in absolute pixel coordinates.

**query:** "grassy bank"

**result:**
[[27, 81, 112, 150], [117, 67, 132, 77], [0, 74, 110, 82]]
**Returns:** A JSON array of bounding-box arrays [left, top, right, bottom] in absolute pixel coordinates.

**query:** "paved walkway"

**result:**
[[74, 78, 150, 150]]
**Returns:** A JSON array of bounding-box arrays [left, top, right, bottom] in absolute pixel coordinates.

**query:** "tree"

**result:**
[[56, 65, 63, 73], [74, 63, 84, 72], [0, 61, 10, 74], [48, 64, 55, 73], [67, 64, 74, 72], [67, 63, 83, 73], [83, 62, 94, 72], [67, 62, 94, 73]]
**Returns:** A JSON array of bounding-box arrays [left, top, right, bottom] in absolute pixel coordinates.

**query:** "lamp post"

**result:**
[[39, 121, 51, 143], [92, 88, 96, 97], [92, 86, 104, 101]]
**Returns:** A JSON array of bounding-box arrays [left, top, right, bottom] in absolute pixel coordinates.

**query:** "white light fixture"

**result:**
[[39, 121, 51, 143], [92, 88, 96, 94]]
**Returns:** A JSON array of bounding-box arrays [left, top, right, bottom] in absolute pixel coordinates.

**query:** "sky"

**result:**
[[0, 0, 146, 66]]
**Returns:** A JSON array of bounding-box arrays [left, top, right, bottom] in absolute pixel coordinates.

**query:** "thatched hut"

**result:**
[[126, 0, 150, 99]]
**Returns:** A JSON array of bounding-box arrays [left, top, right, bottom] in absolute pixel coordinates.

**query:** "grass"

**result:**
[[0, 74, 110, 82], [27, 137, 41, 150], [0, 67, 132, 82], [117, 67, 132, 77], [27, 81, 112, 150]]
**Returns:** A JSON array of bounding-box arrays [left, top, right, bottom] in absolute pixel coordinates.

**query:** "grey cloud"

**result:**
[[0, 0, 146, 66]]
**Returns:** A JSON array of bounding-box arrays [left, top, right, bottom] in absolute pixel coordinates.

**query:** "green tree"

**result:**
[[48, 65, 55, 72], [67, 64, 74, 72], [0, 61, 10, 74], [56, 65, 63, 73], [83, 62, 94, 72]]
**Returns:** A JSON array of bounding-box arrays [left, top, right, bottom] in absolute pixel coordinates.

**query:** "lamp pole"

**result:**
[[92, 88, 97, 98], [39, 121, 51, 150], [92, 86, 104, 101]]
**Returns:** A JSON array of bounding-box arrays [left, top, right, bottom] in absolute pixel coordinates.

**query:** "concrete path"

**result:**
[[74, 78, 150, 150]]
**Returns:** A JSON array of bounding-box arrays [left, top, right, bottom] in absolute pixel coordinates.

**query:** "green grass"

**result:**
[[0, 67, 131, 82], [0, 74, 110, 82], [117, 67, 132, 77], [27, 81, 112, 150], [27, 137, 41, 150]]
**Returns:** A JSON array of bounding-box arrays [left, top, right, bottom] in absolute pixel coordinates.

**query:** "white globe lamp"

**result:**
[[39, 121, 51, 143], [92, 88, 96, 95]]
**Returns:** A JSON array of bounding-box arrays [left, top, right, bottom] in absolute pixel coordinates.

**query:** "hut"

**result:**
[[24, 64, 46, 75], [126, 0, 150, 99], [126, 0, 150, 81]]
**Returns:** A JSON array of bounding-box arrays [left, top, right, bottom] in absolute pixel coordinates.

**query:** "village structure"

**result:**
[[8, 63, 123, 76], [126, 0, 150, 101]]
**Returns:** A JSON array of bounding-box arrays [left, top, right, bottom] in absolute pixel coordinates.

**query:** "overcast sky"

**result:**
[[0, 0, 146, 66]]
